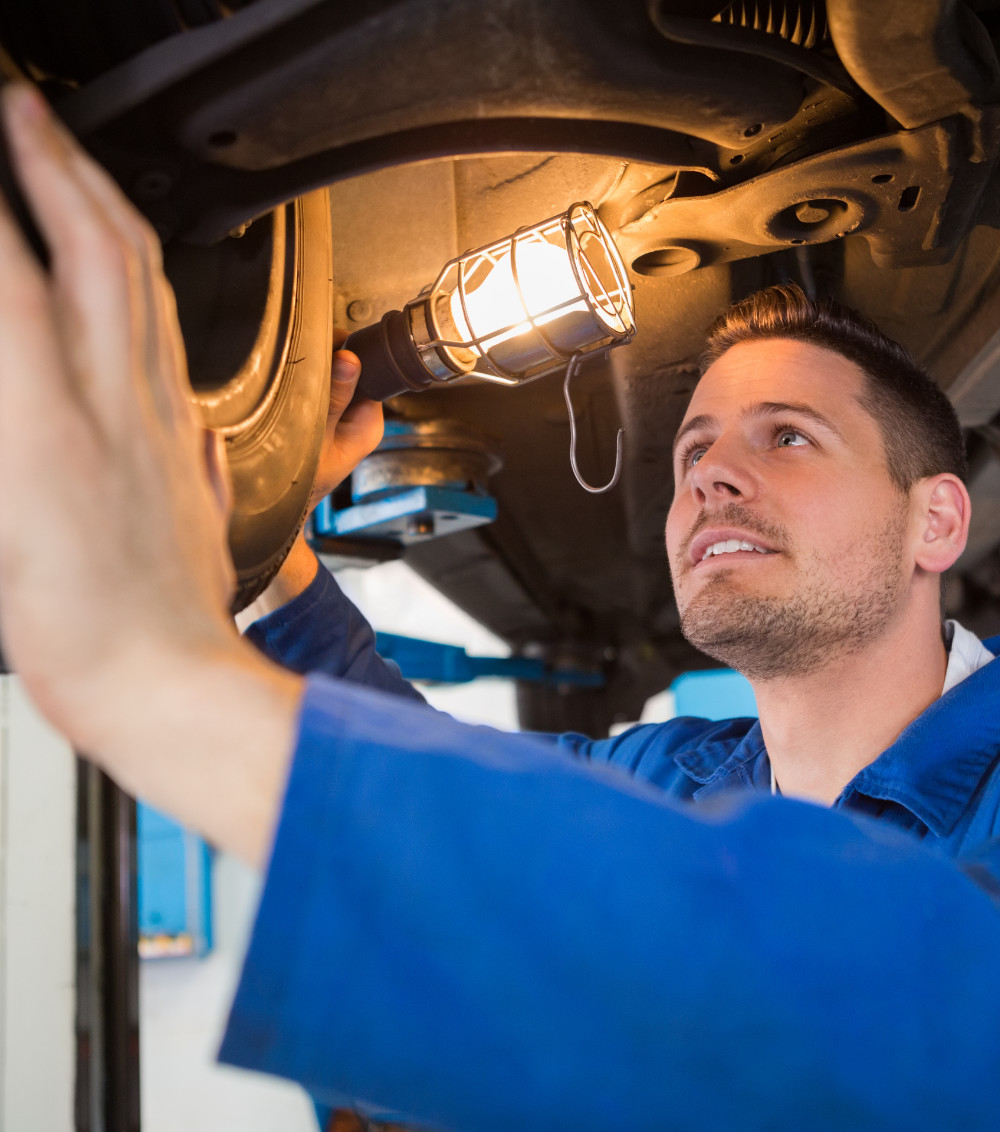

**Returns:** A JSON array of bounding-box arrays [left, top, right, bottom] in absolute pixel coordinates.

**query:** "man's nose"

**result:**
[[688, 438, 755, 504]]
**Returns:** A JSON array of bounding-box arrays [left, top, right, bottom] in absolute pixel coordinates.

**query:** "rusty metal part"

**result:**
[[11, 0, 1000, 282], [648, 0, 855, 94], [827, 0, 1000, 130], [713, 0, 828, 48], [616, 116, 1000, 273], [18, 0, 806, 243]]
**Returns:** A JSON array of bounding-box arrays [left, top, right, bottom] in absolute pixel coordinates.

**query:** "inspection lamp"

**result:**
[[346, 201, 636, 402]]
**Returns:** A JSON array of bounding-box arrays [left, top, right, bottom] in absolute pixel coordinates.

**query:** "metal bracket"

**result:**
[[617, 115, 1000, 273], [313, 486, 497, 545]]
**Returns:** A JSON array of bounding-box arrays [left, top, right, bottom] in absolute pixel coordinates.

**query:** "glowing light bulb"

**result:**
[[376, 201, 636, 390], [450, 239, 586, 347]]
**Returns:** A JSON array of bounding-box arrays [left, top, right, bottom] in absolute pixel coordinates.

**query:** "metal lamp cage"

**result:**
[[409, 202, 636, 386]]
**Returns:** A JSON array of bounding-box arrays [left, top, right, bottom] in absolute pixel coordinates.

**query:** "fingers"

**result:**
[[305, 347, 384, 510], [3, 85, 157, 260], [0, 94, 88, 524], [0, 84, 189, 441], [328, 348, 384, 456], [0, 91, 67, 395], [2, 87, 141, 380], [334, 396, 384, 453], [0, 86, 243, 756], [326, 348, 383, 461], [328, 348, 362, 417]]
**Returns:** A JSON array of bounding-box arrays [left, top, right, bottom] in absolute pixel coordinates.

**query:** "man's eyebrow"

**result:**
[[747, 401, 844, 439], [672, 413, 717, 459]]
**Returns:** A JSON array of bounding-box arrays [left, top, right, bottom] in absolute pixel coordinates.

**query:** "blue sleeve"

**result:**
[[219, 675, 1000, 1131], [243, 563, 425, 703]]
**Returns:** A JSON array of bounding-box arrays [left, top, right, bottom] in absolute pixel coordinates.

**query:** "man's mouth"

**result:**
[[700, 538, 774, 562], [685, 525, 781, 568]]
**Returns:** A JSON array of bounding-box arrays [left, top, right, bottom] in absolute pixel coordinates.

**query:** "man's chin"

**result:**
[[679, 609, 757, 670], [678, 578, 902, 682], [676, 569, 774, 610], [677, 591, 820, 681]]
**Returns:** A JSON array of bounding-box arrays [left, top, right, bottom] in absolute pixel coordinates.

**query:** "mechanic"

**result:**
[[246, 282, 995, 840], [1, 84, 999, 1130], [252, 283, 1000, 1131]]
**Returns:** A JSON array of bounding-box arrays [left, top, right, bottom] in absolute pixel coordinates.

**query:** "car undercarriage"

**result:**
[[5, 0, 1000, 732]]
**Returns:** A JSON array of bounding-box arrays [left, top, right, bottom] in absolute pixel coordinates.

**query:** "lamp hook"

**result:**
[[562, 354, 624, 494]]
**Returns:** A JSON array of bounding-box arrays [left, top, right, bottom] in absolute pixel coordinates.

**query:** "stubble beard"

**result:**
[[676, 505, 909, 682]]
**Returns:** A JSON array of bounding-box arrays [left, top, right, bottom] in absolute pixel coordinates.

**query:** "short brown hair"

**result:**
[[700, 284, 968, 490]]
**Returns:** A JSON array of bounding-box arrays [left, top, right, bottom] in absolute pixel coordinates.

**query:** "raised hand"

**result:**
[[236, 333, 384, 623], [0, 84, 300, 864]]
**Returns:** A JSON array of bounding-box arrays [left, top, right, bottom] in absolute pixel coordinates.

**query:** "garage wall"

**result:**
[[0, 676, 76, 1132]]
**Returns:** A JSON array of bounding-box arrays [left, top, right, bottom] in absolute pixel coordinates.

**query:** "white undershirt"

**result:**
[[940, 619, 995, 695], [769, 620, 994, 795]]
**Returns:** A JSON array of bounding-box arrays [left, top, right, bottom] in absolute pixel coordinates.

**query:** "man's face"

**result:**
[[665, 338, 914, 680]]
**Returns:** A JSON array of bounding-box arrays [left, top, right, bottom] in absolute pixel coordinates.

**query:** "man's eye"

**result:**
[[679, 444, 709, 469], [776, 429, 809, 448]]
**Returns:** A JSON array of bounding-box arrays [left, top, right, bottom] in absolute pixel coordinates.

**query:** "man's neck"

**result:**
[[752, 607, 948, 806]]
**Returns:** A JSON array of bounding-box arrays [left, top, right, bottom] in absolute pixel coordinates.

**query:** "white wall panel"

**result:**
[[0, 677, 76, 1132]]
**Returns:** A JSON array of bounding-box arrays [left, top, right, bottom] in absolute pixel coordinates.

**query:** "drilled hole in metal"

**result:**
[[631, 246, 701, 277], [743, 123, 763, 137], [871, 173, 894, 184], [898, 185, 921, 211], [771, 198, 851, 243]]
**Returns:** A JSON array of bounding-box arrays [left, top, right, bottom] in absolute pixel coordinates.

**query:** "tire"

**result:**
[[168, 188, 333, 611], [0, 8, 331, 613]]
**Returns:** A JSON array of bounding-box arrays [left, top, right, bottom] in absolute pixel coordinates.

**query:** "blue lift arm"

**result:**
[[374, 632, 605, 688]]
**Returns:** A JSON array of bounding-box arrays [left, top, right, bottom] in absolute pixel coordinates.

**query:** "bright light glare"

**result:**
[[450, 239, 584, 345], [416, 201, 634, 385]]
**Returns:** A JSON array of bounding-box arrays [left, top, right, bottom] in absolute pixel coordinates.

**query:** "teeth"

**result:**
[[701, 539, 771, 561]]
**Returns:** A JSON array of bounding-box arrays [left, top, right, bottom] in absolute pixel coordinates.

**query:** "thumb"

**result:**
[[327, 349, 362, 421]]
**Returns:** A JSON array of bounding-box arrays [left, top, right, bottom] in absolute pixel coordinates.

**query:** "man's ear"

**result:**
[[912, 473, 970, 575]]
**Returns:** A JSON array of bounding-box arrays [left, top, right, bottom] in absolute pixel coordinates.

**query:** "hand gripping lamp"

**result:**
[[345, 202, 636, 402]]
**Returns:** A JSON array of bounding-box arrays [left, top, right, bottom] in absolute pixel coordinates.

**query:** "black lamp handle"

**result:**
[[343, 309, 437, 401]]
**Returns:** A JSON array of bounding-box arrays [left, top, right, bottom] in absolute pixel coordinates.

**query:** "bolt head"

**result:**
[[347, 299, 373, 323]]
